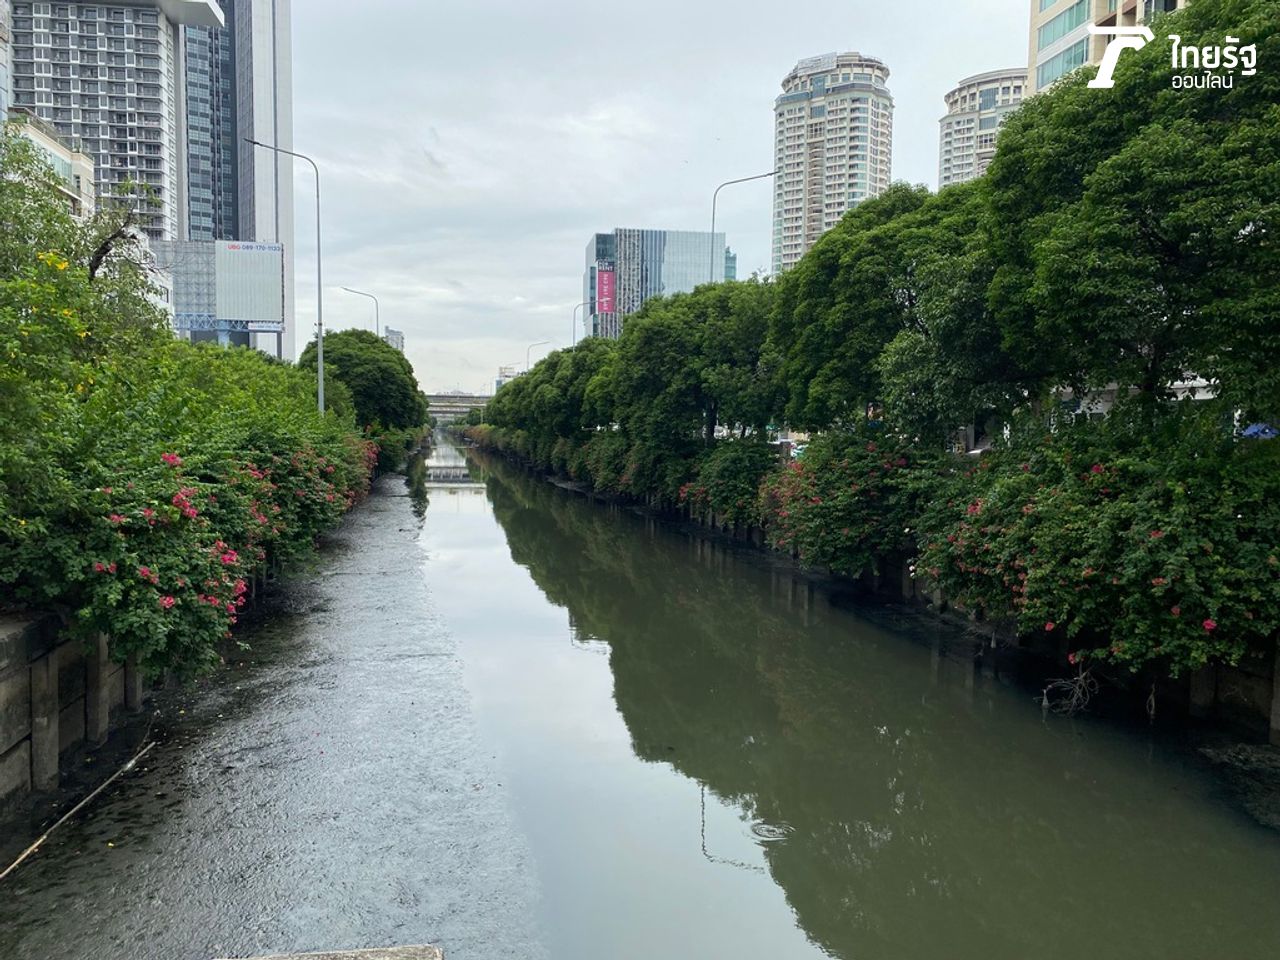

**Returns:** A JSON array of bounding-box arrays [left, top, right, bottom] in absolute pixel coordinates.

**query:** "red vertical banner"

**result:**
[[596, 261, 615, 313]]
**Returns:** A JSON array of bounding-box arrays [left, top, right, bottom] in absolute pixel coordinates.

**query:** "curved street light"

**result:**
[[572, 300, 591, 348], [526, 339, 550, 372], [247, 137, 325, 412], [340, 286, 380, 337], [710, 170, 776, 282]]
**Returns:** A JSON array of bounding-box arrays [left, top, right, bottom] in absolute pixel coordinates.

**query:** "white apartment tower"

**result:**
[[772, 51, 893, 273], [938, 69, 1027, 187], [8, 1, 226, 240]]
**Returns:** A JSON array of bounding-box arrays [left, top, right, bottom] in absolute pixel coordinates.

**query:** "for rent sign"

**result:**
[[596, 260, 616, 314]]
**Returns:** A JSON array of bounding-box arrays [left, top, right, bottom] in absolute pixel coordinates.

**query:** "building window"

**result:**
[[1038, 0, 1089, 50], [1037, 37, 1089, 87]]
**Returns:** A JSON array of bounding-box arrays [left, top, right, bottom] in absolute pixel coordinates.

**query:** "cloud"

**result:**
[[289, 0, 1027, 390]]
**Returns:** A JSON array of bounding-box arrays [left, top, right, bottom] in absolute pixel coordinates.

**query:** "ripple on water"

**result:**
[[750, 821, 795, 843]]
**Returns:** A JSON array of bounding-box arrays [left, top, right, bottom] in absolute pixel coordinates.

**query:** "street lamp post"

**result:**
[[340, 286, 380, 337], [710, 170, 776, 282], [247, 138, 325, 412], [572, 300, 590, 348], [526, 339, 550, 372]]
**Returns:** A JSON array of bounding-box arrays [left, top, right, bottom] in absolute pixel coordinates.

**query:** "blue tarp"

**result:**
[[1242, 422, 1279, 439]]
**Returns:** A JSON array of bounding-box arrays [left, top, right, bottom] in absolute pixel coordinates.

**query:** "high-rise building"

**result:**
[[9, 1, 225, 240], [1028, 0, 1186, 94], [583, 228, 729, 339], [724, 247, 738, 282], [938, 69, 1027, 188], [383, 328, 405, 353], [8, 109, 96, 216], [772, 51, 893, 273], [183, 0, 294, 357], [8, 0, 294, 357]]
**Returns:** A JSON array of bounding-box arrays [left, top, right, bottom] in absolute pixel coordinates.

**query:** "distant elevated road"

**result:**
[[426, 393, 488, 422]]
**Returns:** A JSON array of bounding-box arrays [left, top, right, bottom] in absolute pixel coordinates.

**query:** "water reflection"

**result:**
[[407, 434, 488, 518], [475, 449, 1280, 960]]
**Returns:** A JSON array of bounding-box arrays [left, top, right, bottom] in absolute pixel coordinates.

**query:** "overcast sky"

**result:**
[[290, 0, 1029, 393]]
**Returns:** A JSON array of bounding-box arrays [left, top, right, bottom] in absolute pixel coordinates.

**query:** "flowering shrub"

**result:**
[[680, 440, 777, 527], [0, 135, 382, 677], [916, 415, 1280, 675], [757, 430, 936, 577], [0, 339, 379, 677]]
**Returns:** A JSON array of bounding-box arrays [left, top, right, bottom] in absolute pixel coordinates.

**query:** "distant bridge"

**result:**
[[426, 393, 489, 422]]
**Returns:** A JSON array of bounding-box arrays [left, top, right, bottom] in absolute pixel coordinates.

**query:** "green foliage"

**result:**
[[0, 126, 377, 676], [466, 0, 1280, 679], [757, 430, 938, 577], [915, 410, 1280, 675], [299, 328, 428, 430], [680, 440, 778, 527]]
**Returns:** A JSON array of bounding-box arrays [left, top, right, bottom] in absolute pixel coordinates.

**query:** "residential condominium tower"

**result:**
[[584, 228, 729, 339], [938, 69, 1026, 187], [772, 51, 893, 273], [1028, 0, 1186, 93], [8, 0, 226, 239]]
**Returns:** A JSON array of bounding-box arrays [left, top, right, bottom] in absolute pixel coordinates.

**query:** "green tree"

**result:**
[[299, 328, 428, 430]]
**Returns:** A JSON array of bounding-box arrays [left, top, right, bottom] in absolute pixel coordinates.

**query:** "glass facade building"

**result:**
[[583, 229, 729, 339], [183, 1, 238, 241]]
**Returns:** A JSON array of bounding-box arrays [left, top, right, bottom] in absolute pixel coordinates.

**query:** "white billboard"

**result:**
[[215, 241, 284, 329]]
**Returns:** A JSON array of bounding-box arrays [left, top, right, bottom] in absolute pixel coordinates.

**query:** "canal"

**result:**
[[2, 440, 1279, 960]]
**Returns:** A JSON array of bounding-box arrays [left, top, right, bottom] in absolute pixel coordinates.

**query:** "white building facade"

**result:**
[[938, 69, 1026, 188], [772, 51, 893, 273]]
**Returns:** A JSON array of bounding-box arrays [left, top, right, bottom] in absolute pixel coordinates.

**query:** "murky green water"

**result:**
[[2, 441, 1279, 960]]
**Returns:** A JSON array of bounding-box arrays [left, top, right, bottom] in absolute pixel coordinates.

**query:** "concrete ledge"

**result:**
[[216, 949, 442, 960]]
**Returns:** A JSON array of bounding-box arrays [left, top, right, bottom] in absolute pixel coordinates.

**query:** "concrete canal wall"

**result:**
[[0, 615, 146, 809]]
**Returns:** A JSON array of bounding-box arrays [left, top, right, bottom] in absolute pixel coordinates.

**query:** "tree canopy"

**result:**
[[299, 328, 428, 430]]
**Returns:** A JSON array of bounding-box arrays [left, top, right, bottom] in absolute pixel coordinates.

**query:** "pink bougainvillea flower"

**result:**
[[108, 514, 127, 525], [1045, 622, 1056, 632], [219, 550, 239, 566], [159, 596, 176, 609], [93, 562, 105, 573], [1171, 605, 1182, 617], [1203, 618, 1217, 632], [160, 452, 183, 467], [1067, 651, 1077, 664], [138, 566, 152, 579], [1090, 464, 1104, 474], [1150, 530, 1164, 539], [1151, 577, 1167, 586]]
